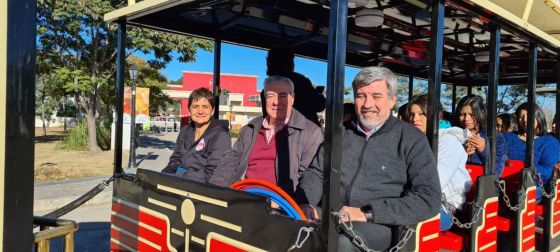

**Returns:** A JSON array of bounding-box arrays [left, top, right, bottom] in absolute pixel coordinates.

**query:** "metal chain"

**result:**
[[442, 200, 484, 229], [287, 226, 314, 251], [496, 179, 526, 211], [332, 211, 415, 252], [535, 173, 556, 199], [103, 175, 115, 186]]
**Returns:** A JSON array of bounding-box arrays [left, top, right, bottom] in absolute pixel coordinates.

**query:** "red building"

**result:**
[[166, 71, 262, 127]]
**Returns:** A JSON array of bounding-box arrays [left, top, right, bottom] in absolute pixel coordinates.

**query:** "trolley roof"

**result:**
[[105, 0, 560, 86]]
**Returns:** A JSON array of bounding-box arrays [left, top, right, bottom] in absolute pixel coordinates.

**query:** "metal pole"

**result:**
[[114, 21, 126, 174], [213, 38, 221, 119], [451, 84, 457, 114], [525, 43, 537, 169], [128, 78, 137, 169], [408, 74, 414, 101], [554, 59, 560, 139], [322, 0, 347, 250], [427, 0, 445, 157], [486, 24, 500, 175], [467, 85, 473, 96]]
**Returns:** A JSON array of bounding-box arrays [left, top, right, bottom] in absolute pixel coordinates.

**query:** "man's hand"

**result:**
[[300, 204, 319, 221], [338, 206, 367, 223]]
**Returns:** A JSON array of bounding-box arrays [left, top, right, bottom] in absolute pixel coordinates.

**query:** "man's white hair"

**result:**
[[263, 76, 295, 95], [352, 67, 397, 98]]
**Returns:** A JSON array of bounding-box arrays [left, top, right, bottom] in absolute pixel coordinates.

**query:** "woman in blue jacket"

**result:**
[[503, 102, 560, 201], [453, 95, 507, 175]]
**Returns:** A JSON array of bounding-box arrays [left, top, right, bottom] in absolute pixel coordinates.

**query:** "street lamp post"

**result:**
[[229, 104, 233, 131], [128, 65, 139, 169]]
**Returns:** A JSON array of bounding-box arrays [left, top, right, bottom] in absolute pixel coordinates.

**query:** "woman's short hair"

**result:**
[[515, 102, 547, 136], [452, 95, 486, 131], [497, 113, 518, 132], [352, 67, 397, 98], [188, 87, 215, 108], [263, 76, 295, 95]]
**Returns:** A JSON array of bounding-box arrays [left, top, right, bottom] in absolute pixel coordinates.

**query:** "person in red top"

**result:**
[[211, 76, 323, 196]]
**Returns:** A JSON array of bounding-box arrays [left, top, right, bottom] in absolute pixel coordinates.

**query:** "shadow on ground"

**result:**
[[138, 135, 176, 150], [47, 222, 110, 251], [35, 134, 66, 143]]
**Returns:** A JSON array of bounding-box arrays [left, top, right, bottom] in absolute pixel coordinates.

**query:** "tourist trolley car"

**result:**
[[102, 0, 560, 251], [2, 0, 560, 251]]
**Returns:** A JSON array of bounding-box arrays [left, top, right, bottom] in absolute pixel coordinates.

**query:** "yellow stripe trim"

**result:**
[[110, 238, 138, 252], [200, 214, 242, 232], [421, 233, 438, 242], [191, 235, 205, 245], [480, 241, 496, 251], [111, 225, 162, 250], [112, 211, 163, 235], [171, 228, 184, 237], [0, 0, 7, 247], [157, 184, 228, 207], [148, 197, 176, 211]]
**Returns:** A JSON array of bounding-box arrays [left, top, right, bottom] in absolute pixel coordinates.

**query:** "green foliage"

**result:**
[[37, 0, 212, 151], [57, 121, 111, 151]]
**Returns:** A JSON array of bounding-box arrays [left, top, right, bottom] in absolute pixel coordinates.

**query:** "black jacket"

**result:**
[[296, 116, 441, 226], [162, 118, 231, 183]]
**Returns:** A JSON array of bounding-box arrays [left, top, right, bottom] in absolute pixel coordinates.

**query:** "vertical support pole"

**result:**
[[486, 24, 500, 175], [408, 74, 414, 100], [525, 43, 537, 169], [451, 84, 457, 114], [322, 0, 347, 251], [467, 85, 473, 95], [1, 0, 36, 250], [128, 78, 137, 168], [554, 59, 560, 139], [213, 38, 221, 119], [114, 21, 126, 174], [427, 0, 445, 157]]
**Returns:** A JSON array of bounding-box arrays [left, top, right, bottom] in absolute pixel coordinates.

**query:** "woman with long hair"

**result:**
[[408, 94, 472, 231], [503, 102, 560, 201], [453, 95, 507, 175]]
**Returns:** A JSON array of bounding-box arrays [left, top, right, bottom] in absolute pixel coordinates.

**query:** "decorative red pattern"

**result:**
[[554, 182, 560, 237], [417, 218, 440, 252], [521, 188, 536, 252], [209, 239, 248, 252], [439, 231, 462, 251], [110, 200, 173, 252], [476, 200, 498, 252]]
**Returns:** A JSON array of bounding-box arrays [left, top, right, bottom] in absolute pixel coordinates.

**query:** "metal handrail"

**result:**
[[33, 216, 78, 252]]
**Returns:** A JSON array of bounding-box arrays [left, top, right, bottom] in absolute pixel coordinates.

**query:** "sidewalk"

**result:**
[[34, 131, 178, 213]]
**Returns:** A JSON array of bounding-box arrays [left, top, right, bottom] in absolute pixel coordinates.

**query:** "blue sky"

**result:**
[[142, 43, 361, 90]]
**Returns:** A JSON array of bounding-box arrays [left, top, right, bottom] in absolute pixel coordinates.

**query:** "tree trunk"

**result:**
[[85, 108, 100, 152]]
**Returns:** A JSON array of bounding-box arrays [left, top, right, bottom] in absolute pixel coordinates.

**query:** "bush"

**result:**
[[57, 121, 111, 151]]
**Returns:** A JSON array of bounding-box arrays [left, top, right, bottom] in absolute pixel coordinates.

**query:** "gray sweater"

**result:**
[[296, 116, 441, 226]]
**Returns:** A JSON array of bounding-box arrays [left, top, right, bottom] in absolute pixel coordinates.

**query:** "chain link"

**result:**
[[333, 211, 415, 252], [442, 200, 484, 229], [287, 226, 314, 251], [535, 173, 556, 199], [496, 179, 525, 211]]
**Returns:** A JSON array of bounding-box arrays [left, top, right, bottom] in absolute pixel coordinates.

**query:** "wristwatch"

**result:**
[[360, 205, 374, 222]]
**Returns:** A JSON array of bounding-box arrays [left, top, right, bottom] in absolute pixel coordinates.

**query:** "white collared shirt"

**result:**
[[357, 121, 384, 140]]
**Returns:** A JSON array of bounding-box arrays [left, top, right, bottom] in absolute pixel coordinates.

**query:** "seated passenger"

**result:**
[[296, 67, 441, 251], [210, 76, 323, 196], [503, 102, 560, 201], [453, 95, 507, 175], [407, 94, 471, 231], [497, 113, 518, 133], [162, 88, 232, 183]]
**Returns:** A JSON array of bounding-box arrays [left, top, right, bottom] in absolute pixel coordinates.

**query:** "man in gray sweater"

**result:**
[[296, 67, 441, 251]]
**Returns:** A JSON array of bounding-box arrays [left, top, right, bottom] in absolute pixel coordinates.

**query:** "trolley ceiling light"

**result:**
[[350, 0, 384, 28]]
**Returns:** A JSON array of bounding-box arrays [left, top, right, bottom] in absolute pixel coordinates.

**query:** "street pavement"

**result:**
[[33, 131, 180, 250]]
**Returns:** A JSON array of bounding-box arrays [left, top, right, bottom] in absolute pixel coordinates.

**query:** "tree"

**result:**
[[37, 0, 212, 151]]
